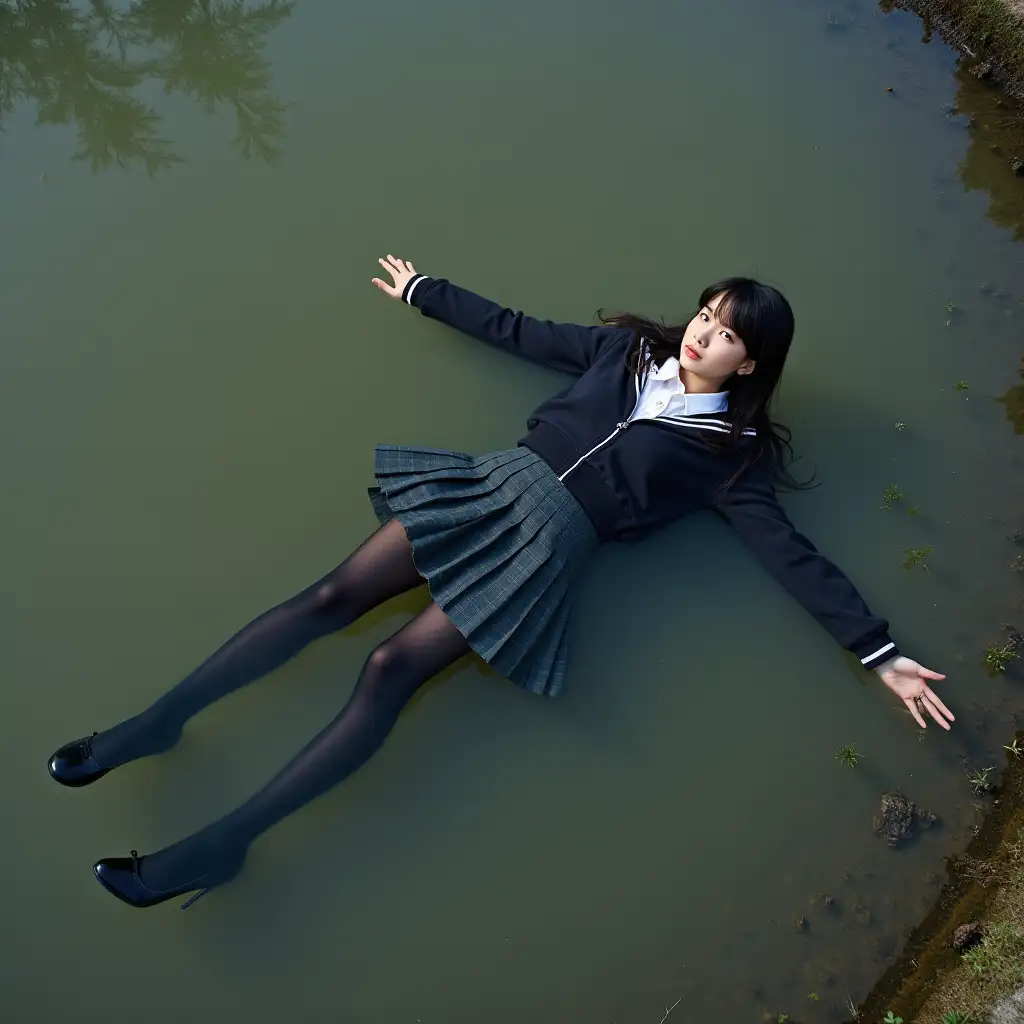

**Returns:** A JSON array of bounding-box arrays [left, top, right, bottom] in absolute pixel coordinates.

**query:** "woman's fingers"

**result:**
[[905, 697, 928, 729], [372, 255, 416, 299], [922, 686, 955, 723], [371, 276, 399, 297], [920, 694, 952, 730], [918, 666, 946, 681]]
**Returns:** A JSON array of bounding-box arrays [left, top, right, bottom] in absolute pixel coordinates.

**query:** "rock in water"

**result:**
[[873, 792, 917, 845]]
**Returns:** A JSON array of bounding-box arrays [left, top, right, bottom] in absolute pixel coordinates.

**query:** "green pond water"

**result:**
[[3, 0, 1024, 1020]]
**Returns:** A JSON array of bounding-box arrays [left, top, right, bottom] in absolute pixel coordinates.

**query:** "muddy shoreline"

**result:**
[[881, 0, 1024, 102], [850, 733, 1024, 1022], [846, 10, 1024, 1018]]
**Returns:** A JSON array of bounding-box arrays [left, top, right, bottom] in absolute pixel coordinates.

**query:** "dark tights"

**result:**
[[90, 519, 471, 891]]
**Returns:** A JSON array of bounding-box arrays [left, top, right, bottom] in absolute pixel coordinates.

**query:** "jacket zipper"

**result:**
[[557, 421, 631, 482], [558, 342, 752, 483], [556, 345, 648, 483]]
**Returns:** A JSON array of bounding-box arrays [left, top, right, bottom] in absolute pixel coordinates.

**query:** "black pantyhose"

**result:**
[[91, 518, 427, 768], [137, 602, 469, 892], [86, 518, 471, 891]]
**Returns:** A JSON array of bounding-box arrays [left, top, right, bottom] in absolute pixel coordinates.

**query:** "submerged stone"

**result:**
[[872, 791, 939, 845]]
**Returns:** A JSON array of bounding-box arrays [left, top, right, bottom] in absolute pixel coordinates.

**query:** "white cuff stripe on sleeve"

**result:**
[[861, 642, 895, 665], [405, 275, 426, 305]]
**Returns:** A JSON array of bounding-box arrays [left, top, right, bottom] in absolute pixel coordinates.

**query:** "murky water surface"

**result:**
[[3, 0, 1024, 1020]]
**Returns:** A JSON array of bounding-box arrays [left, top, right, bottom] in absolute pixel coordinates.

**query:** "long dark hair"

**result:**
[[598, 277, 813, 491]]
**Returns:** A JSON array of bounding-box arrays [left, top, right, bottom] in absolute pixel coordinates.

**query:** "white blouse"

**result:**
[[627, 355, 729, 424]]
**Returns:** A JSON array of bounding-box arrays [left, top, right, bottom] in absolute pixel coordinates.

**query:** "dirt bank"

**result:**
[[850, 732, 1024, 1023], [881, 0, 1024, 102]]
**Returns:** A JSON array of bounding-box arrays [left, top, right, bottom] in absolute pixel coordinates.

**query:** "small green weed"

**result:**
[[955, 380, 970, 392], [902, 546, 932, 571], [907, 505, 922, 516], [835, 743, 860, 768], [1010, 554, 1024, 571], [985, 644, 1018, 673], [883, 1012, 904, 1024], [894, 420, 907, 431], [967, 766, 996, 795], [880, 484, 904, 511], [941, 1011, 973, 1023], [807, 991, 820, 1001], [1005, 737, 1023, 758]]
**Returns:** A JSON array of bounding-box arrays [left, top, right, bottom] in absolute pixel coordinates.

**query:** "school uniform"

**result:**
[[368, 275, 899, 697]]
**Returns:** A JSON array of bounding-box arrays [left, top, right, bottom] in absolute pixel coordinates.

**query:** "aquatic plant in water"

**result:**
[[835, 743, 860, 768], [880, 484, 904, 511], [956, 380, 970, 392], [894, 421, 907, 431], [1005, 738, 1022, 758], [908, 505, 922, 517], [984, 644, 1018, 673], [902, 546, 932, 570], [967, 766, 996, 795], [883, 1012, 903, 1024]]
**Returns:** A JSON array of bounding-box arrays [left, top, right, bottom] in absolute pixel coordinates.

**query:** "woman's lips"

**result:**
[[683, 344, 701, 360]]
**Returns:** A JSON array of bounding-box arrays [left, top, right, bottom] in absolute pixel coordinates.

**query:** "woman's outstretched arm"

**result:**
[[372, 255, 632, 376], [715, 469, 953, 730]]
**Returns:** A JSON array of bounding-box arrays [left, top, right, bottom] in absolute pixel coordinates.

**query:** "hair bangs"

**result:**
[[699, 280, 770, 357]]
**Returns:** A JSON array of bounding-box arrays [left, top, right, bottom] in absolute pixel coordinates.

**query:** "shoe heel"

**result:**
[[180, 888, 209, 911]]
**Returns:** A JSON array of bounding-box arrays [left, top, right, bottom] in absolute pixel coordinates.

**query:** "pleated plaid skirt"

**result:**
[[367, 444, 600, 697]]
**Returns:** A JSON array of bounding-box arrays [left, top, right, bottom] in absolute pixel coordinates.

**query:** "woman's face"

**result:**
[[679, 292, 756, 387]]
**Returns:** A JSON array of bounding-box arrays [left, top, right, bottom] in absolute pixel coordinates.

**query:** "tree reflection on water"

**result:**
[[0, 0, 293, 173]]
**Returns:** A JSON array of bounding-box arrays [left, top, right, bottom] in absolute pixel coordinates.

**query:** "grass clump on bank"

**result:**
[[916, 827, 1024, 1020], [932, 0, 1024, 89], [855, 736, 1024, 1023]]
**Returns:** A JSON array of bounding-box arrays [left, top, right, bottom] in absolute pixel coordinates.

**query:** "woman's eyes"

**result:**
[[700, 312, 733, 341]]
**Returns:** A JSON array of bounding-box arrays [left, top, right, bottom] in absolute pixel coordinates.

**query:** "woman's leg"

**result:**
[[91, 518, 426, 769], [130, 601, 471, 892]]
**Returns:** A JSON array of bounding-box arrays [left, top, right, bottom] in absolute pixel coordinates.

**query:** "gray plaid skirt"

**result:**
[[367, 444, 600, 697]]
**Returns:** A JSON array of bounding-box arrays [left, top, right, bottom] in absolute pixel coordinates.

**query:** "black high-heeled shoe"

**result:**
[[93, 848, 244, 910], [48, 733, 110, 787]]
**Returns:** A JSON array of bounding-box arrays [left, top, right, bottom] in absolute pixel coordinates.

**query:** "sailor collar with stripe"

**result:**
[[631, 343, 753, 436], [643, 354, 729, 416]]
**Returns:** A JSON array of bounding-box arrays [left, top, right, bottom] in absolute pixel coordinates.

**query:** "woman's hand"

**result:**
[[874, 655, 954, 729], [371, 255, 418, 299]]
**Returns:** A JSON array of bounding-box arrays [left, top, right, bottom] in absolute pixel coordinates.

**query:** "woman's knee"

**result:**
[[362, 641, 412, 686], [358, 641, 433, 707], [308, 576, 354, 624]]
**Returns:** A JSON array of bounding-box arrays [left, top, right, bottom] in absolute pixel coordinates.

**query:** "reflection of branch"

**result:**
[[232, 91, 286, 161], [0, 0, 292, 173], [71, 92, 180, 174], [145, 0, 294, 162]]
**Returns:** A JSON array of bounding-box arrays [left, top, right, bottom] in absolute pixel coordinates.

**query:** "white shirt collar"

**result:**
[[649, 356, 729, 415]]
